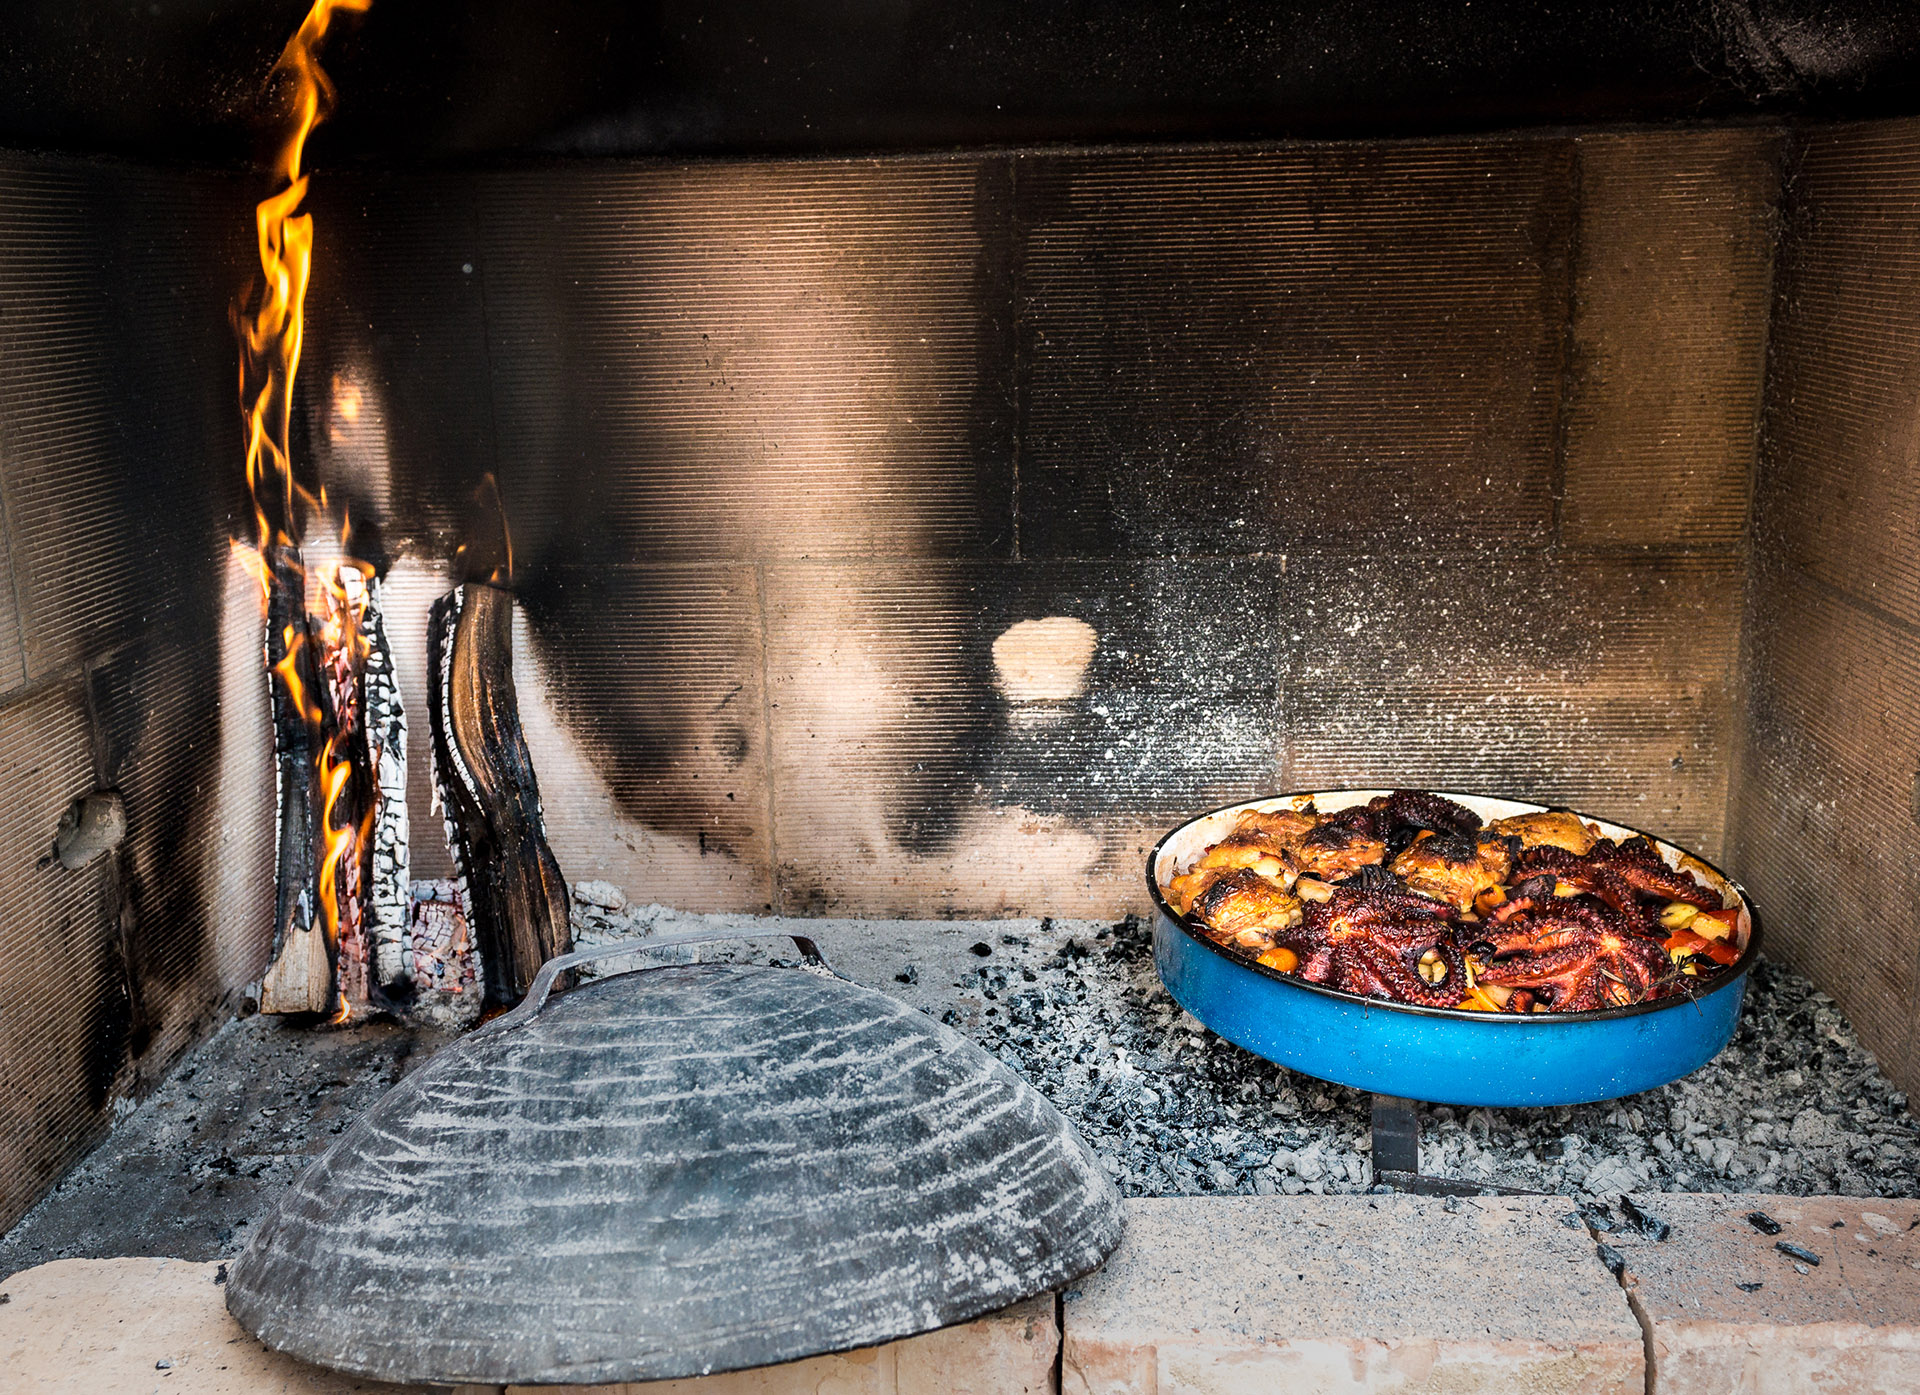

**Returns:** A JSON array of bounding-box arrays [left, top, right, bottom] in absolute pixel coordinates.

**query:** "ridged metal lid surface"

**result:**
[[225, 961, 1123, 1386]]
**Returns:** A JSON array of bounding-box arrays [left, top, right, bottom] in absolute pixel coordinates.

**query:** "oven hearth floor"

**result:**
[[3, 902, 1915, 1280]]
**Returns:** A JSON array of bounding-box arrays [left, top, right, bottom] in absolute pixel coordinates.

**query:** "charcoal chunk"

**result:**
[[1619, 1196, 1671, 1241]]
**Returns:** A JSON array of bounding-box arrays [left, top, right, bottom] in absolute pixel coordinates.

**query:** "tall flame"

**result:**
[[236, 0, 371, 1020], [236, 0, 369, 568]]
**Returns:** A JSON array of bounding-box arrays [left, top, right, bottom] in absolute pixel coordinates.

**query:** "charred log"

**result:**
[[260, 557, 413, 1020], [318, 570, 377, 1013], [362, 578, 412, 998], [259, 544, 328, 1016], [427, 583, 570, 1006]]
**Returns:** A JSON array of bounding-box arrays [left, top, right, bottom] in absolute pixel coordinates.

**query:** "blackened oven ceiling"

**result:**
[[3, 0, 1920, 168]]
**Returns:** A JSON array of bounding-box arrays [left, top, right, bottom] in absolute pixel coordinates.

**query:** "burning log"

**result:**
[[259, 546, 328, 1016], [237, 0, 377, 1019], [318, 565, 376, 1010], [258, 558, 413, 1020], [427, 582, 570, 1006]]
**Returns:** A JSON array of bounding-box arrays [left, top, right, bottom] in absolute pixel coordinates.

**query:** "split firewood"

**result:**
[[259, 544, 328, 1016], [259, 555, 413, 1020], [427, 582, 571, 1006], [319, 566, 376, 1011], [361, 576, 411, 997]]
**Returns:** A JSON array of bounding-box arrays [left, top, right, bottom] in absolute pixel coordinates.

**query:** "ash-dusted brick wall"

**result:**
[[0, 152, 274, 1231], [1731, 118, 1920, 1099], [318, 127, 1780, 915]]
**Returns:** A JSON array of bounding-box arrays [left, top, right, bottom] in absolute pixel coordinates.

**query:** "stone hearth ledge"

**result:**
[[0, 1257, 1056, 1394], [1607, 1192, 1920, 1394], [7, 1194, 1920, 1393], [1065, 1194, 1644, 1393]]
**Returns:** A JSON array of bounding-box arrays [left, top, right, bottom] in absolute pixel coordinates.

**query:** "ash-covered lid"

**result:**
[[225, 958, 1123, 1386]]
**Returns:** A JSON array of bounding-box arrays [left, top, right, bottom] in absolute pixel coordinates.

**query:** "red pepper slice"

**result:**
[[1662, 928, 1739, 967]]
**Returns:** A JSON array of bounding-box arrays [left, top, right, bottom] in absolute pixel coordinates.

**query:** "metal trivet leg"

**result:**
[[1371, 1094, 1421, 1176], [1370, 1093, 1542, 1198]]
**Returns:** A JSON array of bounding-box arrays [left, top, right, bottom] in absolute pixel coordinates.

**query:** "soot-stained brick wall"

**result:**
[[310, 126, 1781, 917], [0, 152, 274, 1232], [1732, 118, 1920, 1100]]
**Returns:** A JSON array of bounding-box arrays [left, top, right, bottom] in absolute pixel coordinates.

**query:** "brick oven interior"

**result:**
[[0, 1, 1918, 1387]]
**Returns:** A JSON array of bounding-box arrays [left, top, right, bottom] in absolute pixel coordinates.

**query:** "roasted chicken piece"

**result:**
[[1191, 809, 1316, 883], [1289, 820, 1387, 880], [1164, 807, 1316, 911], [1187, 867, 1303, 949], [1233, 807, 1320, 845], [1390, 828, 1513, 912], [1488, 810, 1597, 855]]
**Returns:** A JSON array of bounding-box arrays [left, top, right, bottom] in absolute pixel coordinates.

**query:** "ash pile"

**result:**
[[957, 916, 1919, 1200]]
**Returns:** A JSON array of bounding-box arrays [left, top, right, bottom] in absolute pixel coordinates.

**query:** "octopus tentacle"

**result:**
[[1585, 838, 1721, 909], [1383, 789, 1482, 837], [1478, 899, 1671, 1010], [1511, 845, 1656, 931]]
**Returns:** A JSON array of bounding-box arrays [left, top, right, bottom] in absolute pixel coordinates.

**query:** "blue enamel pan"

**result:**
[[1148, 790, 1762, 1108]]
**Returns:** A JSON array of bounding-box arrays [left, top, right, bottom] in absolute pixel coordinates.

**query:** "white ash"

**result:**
[[514, 894, 1917, 1200], [946, 917, 1917, 1200], [568, 881, 698, 973]]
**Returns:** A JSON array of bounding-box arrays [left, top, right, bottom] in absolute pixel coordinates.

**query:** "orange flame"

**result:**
[[235, 0, 369, 577], [235, 0, 371, 1020]]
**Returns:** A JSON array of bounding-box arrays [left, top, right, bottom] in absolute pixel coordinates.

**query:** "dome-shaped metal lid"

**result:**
[[226, 936, 1124, 1386]]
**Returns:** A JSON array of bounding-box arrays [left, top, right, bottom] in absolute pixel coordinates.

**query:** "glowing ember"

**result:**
[[235, 0, 371, 1018]]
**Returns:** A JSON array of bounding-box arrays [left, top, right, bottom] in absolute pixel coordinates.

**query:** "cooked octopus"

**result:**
[[1380, 789, 1481, 837], [1163, 790, 1740, 1014], [1585, 835, 1721, 909], [1509, 845, 1655, 930], [1511, 840, 1720, 926], [1473, 897, 1671, 1011], [1268, 885, 1466, 1008], [1390, 828, 1513, 912]]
